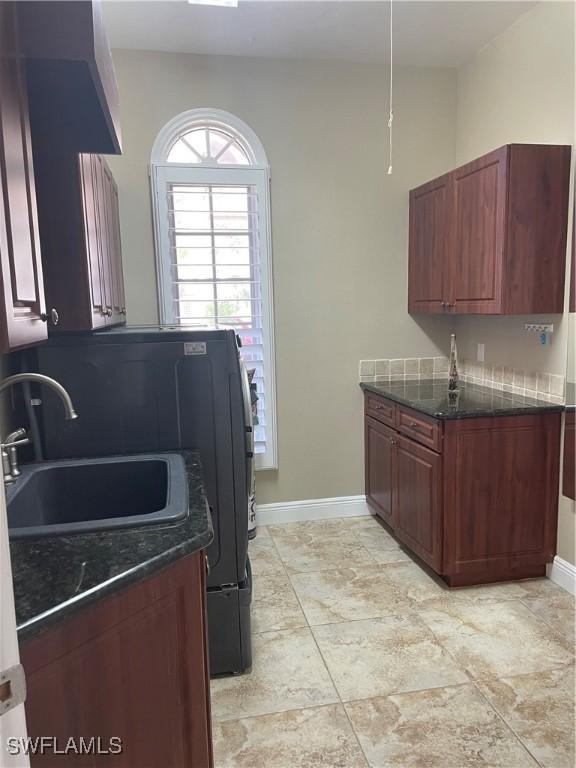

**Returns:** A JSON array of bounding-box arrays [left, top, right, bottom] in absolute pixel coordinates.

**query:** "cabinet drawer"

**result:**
[[397, 406, 441, 452], [365, 394, 396, 427]]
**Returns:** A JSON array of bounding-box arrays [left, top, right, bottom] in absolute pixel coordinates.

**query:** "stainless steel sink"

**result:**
[[7, 454, 188, 539]]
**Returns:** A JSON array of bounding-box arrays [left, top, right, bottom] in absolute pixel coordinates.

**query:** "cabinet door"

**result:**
[[92, 154, 114, 321], [365, 416, 396, 526], [408, 174, 450, 313], [21, 553, 213, 768], [79, 154, 107, 328], [395, 435, 442, 571], [103, 164, 126, 323], [443, 414, 560, 583], [448, 146, 508, 313], [0, 2, 47, 351]]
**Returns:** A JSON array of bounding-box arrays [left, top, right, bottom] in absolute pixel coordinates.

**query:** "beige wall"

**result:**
[[453, 0, 575, 377], [109, 2, 574, 545], [454, 0, 575, 564], [108, 50, 457, 504]]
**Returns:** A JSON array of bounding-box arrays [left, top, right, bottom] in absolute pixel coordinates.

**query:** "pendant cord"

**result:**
[[387, 0, 394, 175]]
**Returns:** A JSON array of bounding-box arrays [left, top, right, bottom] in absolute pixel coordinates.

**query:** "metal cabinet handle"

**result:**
[[389, 437, 397, 445], [104, 308, 113, 317], [40, 308, 59, 326], [120, 308, 126, 316], [205, 554, 210, 575], [410, 421, 421, 430]]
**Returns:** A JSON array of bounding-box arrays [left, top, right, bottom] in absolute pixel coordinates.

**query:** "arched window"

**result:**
[[151, 109, 276, 469]]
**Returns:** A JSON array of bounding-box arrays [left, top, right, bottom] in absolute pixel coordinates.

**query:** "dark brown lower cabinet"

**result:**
[[365, 393, 561, 586], [365, 416, 395, 527], [395, 434, 442, 573], [20, 552, 213, 768]]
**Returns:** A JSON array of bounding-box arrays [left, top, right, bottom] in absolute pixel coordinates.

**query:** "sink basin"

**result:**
[[7, 454, 188, 539]]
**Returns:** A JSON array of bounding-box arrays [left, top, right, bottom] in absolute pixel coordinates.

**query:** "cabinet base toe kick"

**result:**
[[365, 392, 561, 588], [441, 564, 547, 588]]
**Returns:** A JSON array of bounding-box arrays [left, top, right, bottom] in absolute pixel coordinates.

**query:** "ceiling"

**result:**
[[102, 0, 539, 67]]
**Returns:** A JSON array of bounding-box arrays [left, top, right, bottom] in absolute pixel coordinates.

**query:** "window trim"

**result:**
[[150, 109, 277, 470], [151, 108, 269, 167]]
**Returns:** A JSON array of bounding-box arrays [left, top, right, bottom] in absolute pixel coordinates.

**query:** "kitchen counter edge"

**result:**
[[360, 379, 565, 419], [12, 451, 213, 643]]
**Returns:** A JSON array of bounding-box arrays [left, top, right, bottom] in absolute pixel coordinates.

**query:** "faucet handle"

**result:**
[[3, 427, 27, 446], [1, 428, 30, 484], [3, 437, 30, 449]]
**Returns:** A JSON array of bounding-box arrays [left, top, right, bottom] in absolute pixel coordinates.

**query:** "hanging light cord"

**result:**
[[387, 0, 394, 175]]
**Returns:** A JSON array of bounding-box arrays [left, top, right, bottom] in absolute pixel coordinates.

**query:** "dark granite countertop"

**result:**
[[360, 379, 564, 420], [565, 382, 575, 412], [10, 451, 213, 643]]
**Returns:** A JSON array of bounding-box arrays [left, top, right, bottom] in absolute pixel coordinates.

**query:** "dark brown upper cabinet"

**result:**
[[0, 0, 121, 352], [33, 151, 126, 332], [18, 0, 121, 155], [408, 144, 571, 315], [408, 173, 451, 313], [0, 2, 47, 353]]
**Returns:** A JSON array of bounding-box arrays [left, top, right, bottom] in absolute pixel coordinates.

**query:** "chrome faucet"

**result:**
[[0, 373, 78, 484]]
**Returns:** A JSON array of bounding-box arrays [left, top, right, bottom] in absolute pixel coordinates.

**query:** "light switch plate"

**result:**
[[477, 343, 485, 363]]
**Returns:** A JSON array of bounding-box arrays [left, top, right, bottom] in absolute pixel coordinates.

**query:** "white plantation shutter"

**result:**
[[151, 112, 276, 468]]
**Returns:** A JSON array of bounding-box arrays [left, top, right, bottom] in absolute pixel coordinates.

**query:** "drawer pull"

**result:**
[[410, 421, 421, 429]]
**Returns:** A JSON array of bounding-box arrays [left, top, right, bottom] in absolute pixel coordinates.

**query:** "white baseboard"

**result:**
[[256, 494, 370, 526], [547, 556, 576, 595]]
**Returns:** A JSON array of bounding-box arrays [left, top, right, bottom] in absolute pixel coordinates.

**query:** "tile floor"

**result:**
[[211, 515, 575, 768]]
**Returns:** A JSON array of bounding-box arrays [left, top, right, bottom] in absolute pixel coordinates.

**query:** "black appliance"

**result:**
[[33, 326, 253, 676]]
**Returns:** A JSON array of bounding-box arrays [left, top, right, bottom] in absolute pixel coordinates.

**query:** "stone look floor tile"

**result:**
[[218, 518, 575, 768], [519, 577, 572, 598], [213, 704, 368, 768], [345, 684, 537, 768], [268, 520, 376, 574], [378, 562, 561, 610], [252, 570, 307, 633], [338, 515, 388, 530], [521, 591, 575, 644], [476, 666, 575, 768], [312, 615, 468, 701], [420, 600, 574, 680], [210, 627, 338, 721], [270, 519, 355, 537], [353, 527, 414, 564], [370, 561, 448, 603], [290, 565, 414, 625], [340, 515, 414, 563], [249, 529, 286, 577]]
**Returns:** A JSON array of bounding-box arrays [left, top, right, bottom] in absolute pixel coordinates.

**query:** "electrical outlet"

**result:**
[[524, 323, 554, 334], [477, 343, 485, 363]]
